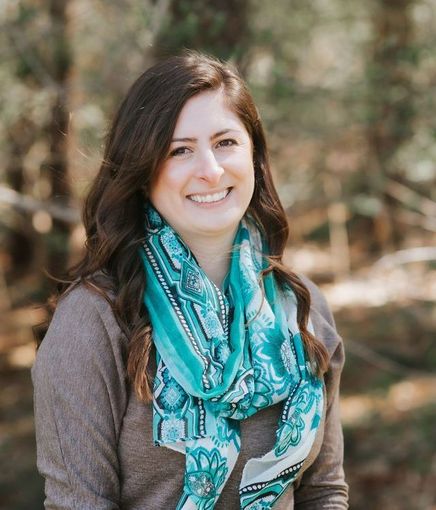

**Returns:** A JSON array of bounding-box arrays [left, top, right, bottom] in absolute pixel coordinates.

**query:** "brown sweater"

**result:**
[[32, 276, 348, 509]]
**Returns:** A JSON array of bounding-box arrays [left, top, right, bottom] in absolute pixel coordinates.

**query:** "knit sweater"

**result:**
[[32, 275, 348, 509]]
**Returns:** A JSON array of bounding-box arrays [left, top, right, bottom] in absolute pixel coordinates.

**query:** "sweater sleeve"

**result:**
[[294, 277, 349, 509], [32, 286, 128, 510]]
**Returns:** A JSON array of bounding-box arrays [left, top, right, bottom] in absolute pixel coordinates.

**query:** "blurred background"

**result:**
[[1, 0, 435, 509]]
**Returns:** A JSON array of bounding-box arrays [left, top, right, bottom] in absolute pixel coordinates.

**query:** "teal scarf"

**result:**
[[140, 205, 323, 509]]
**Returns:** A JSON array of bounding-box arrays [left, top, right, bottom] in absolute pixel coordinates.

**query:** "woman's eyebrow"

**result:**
[[170, 129, 241, 143]]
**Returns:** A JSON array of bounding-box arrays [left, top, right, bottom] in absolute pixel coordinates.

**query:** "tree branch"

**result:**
[[0, 185, 80, 224]]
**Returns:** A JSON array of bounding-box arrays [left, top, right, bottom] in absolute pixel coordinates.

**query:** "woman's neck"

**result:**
[[184, 230, 236, 289]]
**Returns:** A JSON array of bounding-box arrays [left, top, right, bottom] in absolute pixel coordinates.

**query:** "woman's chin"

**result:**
[[187, 216, 241, 237]]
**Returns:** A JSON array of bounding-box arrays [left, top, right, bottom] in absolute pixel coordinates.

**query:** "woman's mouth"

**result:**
[[187, 187, 232, 204]]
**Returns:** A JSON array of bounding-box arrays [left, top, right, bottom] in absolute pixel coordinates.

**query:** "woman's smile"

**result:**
[[187, 187, 232, 205]]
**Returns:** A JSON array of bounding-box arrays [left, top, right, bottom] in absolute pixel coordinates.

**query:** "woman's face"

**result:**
[[149, 89, 255, 245]]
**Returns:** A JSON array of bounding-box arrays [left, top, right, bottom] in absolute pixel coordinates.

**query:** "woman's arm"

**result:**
[[32, 286, 128, 509], [294, 276, 349, 509], [294, 341, 348, 509]]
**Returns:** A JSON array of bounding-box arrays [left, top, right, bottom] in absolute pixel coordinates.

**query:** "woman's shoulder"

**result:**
[[58, 275, 118, 325], [297, 273, 342, 359], [56, 278, 124, 339], [298, 274, 335, 326], [33, 277, 128, 382]]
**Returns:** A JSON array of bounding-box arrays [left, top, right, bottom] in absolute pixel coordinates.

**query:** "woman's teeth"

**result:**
[[188, 188, 230, 204]]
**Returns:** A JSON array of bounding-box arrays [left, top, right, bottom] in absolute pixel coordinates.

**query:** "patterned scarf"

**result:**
[[140, 205, 323, 509]]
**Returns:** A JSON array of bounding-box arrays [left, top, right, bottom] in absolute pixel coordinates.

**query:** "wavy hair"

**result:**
[[41, 51, 329, 401]]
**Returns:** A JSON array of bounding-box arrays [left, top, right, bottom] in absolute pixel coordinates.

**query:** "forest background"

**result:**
[[1, 0, 435, 509]]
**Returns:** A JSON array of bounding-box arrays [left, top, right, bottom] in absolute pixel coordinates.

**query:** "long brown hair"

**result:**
[[42, 51, 329, 401]]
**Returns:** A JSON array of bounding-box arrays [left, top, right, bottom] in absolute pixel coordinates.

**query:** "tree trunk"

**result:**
[[366, 0, 415, 251], [4, 121, 36, 280], [44, 0, 73, 281]]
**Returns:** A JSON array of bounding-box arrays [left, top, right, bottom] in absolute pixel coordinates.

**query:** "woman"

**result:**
[[33, 51, 348, 509]]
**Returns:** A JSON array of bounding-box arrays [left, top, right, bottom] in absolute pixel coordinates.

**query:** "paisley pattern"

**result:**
[[140, 205, 324, 509]]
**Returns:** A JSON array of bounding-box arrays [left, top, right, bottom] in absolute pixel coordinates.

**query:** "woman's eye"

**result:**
[[169, 146, 191, 157], [217, 139, 237, 148]]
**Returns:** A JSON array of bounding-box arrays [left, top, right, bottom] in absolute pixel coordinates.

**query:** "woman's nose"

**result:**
[[196, 149, 224, 184]]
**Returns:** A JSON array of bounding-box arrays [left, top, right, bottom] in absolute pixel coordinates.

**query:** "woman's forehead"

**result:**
[[172, 89, 247, 138]]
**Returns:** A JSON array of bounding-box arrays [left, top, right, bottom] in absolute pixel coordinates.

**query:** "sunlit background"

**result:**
[[1, 1, 435, 509]]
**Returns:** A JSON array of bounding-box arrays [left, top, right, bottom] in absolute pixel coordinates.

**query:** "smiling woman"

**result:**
[[32, 51, 348, 509], [150, 89, 255, 288]]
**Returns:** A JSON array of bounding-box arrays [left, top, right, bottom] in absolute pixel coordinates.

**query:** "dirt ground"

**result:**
[[1, 267, 435, 509]]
